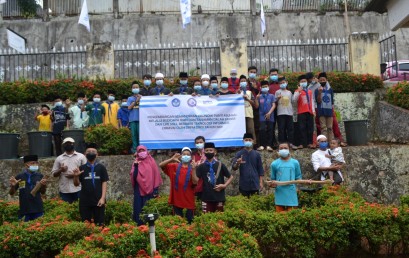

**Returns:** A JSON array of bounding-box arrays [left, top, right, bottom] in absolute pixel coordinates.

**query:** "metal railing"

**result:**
[[379, 34, 398, 81], [282, 0, 369, 12], [247, 38, 349, 73], [0, 48, 87, 82], [114, 44, 221, 78]]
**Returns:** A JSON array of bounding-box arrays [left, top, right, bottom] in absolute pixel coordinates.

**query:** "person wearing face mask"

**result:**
[[128, 83, 142, 153], [68, 93, 89, 129], [34, 104, 52, 132], [315, 72, 334, 142], [192, 142, 233, 213], [232, 133, 264, 197], [237, 75, 257, 144], [209, 76, 220, 96], [149, 73, 172, 96], [117, 96, 130, 128], [51, 95, 70, 156], [159, 147, 198, 223], [102, 90, 120, 128], [247, 66, 261, 146], [218, 77, 233, 95], [255, 81, 276, 152], [9, 155, 47, 222], [268, 68, 281, 148], [275, 77, 296, 150], [192, 136, 206, 198], [311, 135, 343, 184], [268, 142, 302, 212], [228, 68, 240, 93], [191, 80, 204, 96], [130, 145, 163, 225], [73, 143, 109, 226], [51, 137, 87, 203], [84, 93, 106, 127], [200, 74, 212, 95], [174, 72, 193, 95], [140, 75, 153, 96], [293, 75, 315, 149]]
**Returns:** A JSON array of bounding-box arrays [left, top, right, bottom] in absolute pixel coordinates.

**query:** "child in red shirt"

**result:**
[[159, 147, 198, 223]]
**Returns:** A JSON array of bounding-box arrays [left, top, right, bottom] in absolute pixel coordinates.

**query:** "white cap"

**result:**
[[230, 68, 237, 74], [155, 72, 164, 78], [316, 135, 327, 142], [62, 137, 75, 144], [181, 147, 192, 153], [201, 74, 210, 80]]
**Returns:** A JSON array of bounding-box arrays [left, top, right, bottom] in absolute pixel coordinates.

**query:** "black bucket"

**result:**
[[63, 129, 86, 153], [344, 120, 368, 146], [27, 131, 53, 157], [0, 133, 20, 159]]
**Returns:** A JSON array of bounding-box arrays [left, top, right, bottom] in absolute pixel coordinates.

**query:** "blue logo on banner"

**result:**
[[187, 98, 197, 107], [172, 98, 181, 107]]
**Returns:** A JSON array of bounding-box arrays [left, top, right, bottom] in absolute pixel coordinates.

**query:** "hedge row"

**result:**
[[386, 81, 409, 110], [0, 72, 383, 105]]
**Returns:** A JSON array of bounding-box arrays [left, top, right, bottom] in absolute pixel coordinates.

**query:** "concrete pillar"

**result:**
[[220, 38, 248, 77], [349, 33, 380, 75], [86, 42, 115, 79], [0, 3, 3, 21]]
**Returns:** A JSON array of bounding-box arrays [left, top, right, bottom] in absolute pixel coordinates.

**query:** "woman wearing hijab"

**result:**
[[130, 145, 163, 225]]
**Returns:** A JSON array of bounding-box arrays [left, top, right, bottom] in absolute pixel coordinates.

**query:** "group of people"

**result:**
[[9, 131, 345, 225], [35, 67, 347, 155]]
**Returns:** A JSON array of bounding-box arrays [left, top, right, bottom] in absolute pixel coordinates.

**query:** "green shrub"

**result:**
[[84, 124, 132, 155], [386, 81, 409, 110]]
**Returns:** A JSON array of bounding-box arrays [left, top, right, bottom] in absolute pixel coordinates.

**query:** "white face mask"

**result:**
[[93, 98, 101, 103], [202, 81, 209, 87]]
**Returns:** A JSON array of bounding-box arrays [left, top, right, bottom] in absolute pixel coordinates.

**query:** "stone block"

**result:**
[[374, 101, 409, 143]]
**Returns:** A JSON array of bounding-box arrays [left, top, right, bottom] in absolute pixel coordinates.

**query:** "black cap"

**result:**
[[86, 143, 98, 149], [41, 104, 50, 109], [77, 92, 86, 98], [305, 72, 314, 79], [24, 155, 38, 163], [318, 72, 327, 79], [243, 133, 253, 139], [210, 76, 218, 81], [298, 75, 307, 81], [179, 72, 188, 78], [221, 77, 228, 82], [261, 80, 269, 86], [204, 142, 216, 149], [239, 75, 247, 80], [278, 76, 286, 82]]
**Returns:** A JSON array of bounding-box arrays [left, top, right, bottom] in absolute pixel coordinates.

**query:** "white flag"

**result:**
[[180, 0, 191, 28], [0, 0, 7, 4], [260, 0, 266, 36], [78, 0, 90, 32]]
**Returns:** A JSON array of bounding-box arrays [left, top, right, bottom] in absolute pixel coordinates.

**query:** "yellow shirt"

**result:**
[[36, 114, 52, 131], [102, 102, 120, 128]]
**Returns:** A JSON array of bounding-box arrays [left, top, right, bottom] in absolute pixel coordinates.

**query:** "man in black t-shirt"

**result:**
[[9, 155, 47, 222], [73, 144, 109, 225], [192, 142, 233, 213]]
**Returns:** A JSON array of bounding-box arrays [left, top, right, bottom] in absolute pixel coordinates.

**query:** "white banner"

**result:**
[[180, 0, 191, 28], [7, 29, 26, 54], [78, 0, 90, 32], [140, 95, 246, 149]]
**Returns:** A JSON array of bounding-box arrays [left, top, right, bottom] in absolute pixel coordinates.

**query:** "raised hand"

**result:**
[[9, 177, 21, 186], [72, 168, 84, 177], [171, 153, 181, 163], [60, 163, 68, 173]]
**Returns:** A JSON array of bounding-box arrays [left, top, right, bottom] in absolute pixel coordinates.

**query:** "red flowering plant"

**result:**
[[386, 81, 409, 110]]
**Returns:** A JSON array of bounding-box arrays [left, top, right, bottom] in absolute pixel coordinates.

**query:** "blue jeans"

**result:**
[[59, 191, 80, 204]]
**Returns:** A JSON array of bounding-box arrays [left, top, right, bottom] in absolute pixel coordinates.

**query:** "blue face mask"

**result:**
[[108, 96, 115, 101], [319, 142, 328, 149], [211, 83, 218, 89], [132, 88, 140, 94], [121, 102, 127, 107], [278, 149, 290, 158], [156, 80, 164, 86], [29, 165, 39, 172], [195, 143, 204, 149], [280, 83, 287, 89], [194, 85, 202, 91], [181, 155, 191, 163], [249, 73, 257, 79], [180, 80, 188, 85], [300, 82, 308, 88], [240, 82, 247, 88], [244, 141, 253, 148], [221, 83, 228, 89], [144, 80, 152, 86], [261, 87, 269, 93], [270, 75, 278, 81]]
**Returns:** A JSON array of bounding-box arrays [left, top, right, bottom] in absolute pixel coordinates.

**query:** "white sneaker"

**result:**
[[257, 146, 265, 151], [266, 146, 273, 152]]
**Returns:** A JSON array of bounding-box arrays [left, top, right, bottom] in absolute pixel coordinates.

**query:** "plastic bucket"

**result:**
[[63, 129, 86, 153], [344, 120, 368, 146], [27, 131, 53, 157], [0, 133, 20, 159]]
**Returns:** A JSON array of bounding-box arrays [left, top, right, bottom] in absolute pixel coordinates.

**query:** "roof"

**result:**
[[365, 0, 388, 13]]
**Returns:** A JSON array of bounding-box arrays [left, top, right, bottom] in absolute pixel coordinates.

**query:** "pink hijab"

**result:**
[[130, 145, 163, 196]]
